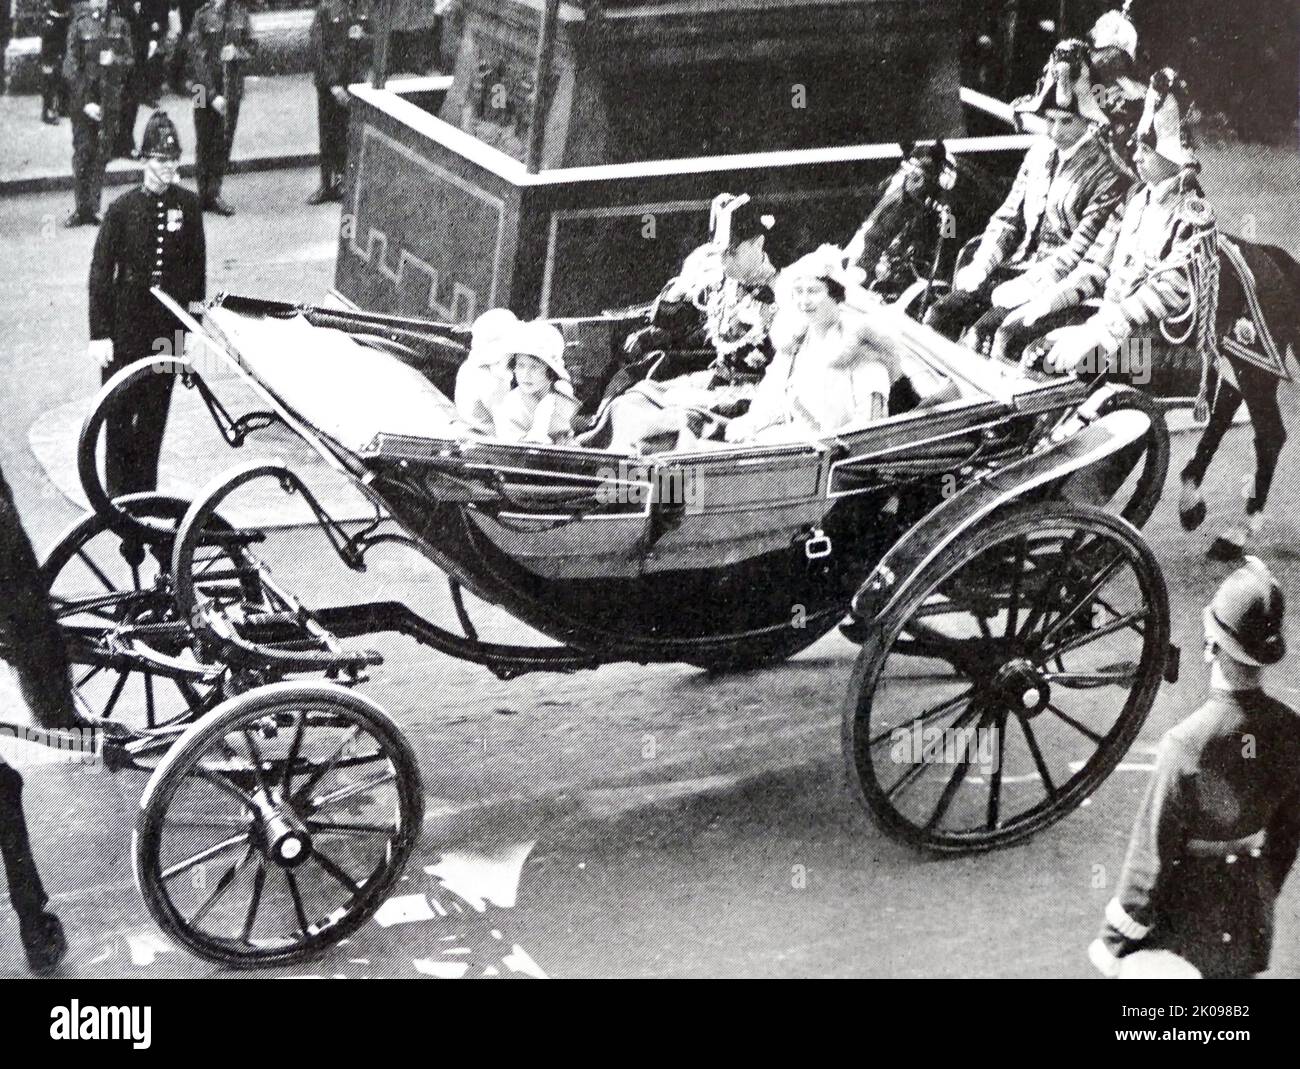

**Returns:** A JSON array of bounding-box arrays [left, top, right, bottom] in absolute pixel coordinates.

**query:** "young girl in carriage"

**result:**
[[491, 320, 579, 445]]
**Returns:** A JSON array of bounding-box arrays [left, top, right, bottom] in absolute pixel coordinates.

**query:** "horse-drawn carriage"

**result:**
[[24, 285, 1176, 967]]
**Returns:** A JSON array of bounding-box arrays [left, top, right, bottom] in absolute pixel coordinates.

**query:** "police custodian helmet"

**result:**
[[141, 111, 183, 160], [1203, 556, 1287, 667]]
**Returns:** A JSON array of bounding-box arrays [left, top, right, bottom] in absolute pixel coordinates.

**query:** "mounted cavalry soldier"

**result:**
[[63, 0, 136, 226], [922, 36, 1129, 351], [88, 111, 206, 498], [1090, 558, 1300, 979], [187, 0, 256, 215], [1011, 69, 1221, 390], [307, 0, 374, 205]]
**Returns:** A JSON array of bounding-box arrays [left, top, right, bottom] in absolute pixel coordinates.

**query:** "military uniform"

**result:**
[[115, 0, 168, 156], [1091, 687, 1300, 978], [89, 174, 206, 495], [1007, 172, 1219, 372], [39, 0, 75, 124], [63, 1, 136, 223], [187, 0, 255, 210], [309, 0, 374, 201], [924, 129, 1128, 345], [168, 0, 203, 94]]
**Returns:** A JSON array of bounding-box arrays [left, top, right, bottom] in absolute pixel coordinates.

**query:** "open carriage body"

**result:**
[[38, 288, 1175, 968]]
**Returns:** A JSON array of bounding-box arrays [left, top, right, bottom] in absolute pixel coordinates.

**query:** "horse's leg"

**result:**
[[0, 760, 67, 973], [1179, 367, 1242, 531], [1207, 359, 1286, 561]]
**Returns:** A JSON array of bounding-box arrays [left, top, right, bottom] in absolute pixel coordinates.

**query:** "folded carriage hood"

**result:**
[[849, 405, 1151, 627]]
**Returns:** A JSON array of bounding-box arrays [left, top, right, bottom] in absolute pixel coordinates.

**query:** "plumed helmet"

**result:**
[[709, 192, 777, 251], [1089, 4, 1139, 61], [1133, 67, 1199, 169], [141, 111, 183, 160], [1013, 39, 1112, 129], [1203, 556, 1286, 667]]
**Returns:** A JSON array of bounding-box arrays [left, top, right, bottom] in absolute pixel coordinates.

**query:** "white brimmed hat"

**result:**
[[468, 307, 520, 368], [1134, 68, 1199, 169], [785, 243, 867, 294], [504, 320, 574, 399]]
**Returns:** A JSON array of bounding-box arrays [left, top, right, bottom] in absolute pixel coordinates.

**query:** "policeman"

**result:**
[[307, 0, 373, 204], [63, 0, 136, 227], [39, 0, 74, 125], [1023, 70, 1220, 382], [1090, 557, 1300, 979], [88, 112, 206, 497], [167, 0, 202, 95], [922, 37, 1129, 349], [187, 0, 255, 215], [0, 463, 81, 974], [114, 0, 167, 157]]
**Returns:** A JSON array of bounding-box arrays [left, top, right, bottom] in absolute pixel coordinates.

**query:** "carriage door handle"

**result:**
[[803, 528, 833, 560]]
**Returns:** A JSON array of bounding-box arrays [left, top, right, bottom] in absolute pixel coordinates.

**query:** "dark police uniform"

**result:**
[[168, 0, 203, 94], [0, 463, 75, 973], [63, 1, 136, 223], [89, 177, 206, 496], [187, 0, 255, 209], [1091, 688, 1300, 978], [39, 0, 75, 123], [309, 0, 373, 201]]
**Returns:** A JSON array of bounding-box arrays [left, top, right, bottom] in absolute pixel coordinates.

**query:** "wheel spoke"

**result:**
[[985, 715, 1006, 829], [240, 864, 266, 944], [924, 707, 986, 831], [285, 870, 311, 936], [867, 687, 972, 748], [1045, 702, 1106, 745], [292, 725, 361, 805], [308, 770, 397, 813], [240, 728, 273, 797], [1040, 668, 1136, 687], [885, 700, 982, 802], [1016, 531, 1087, 642], [1005, 536, 1025, 639], [1037, 610, 1148, 661], [188, 845, 256, 927], [99, 671, 130, 721], [161, 831, 252, 881], [144, 673, 157, 729], [306, 818, 395, 838], [1018, 716, 1057, 799], [76, 663, 104, 688], [75, 548, 118, 594], [281, 712, 307, 791], [311, 848, 361, 896], [1036, 553, 1127, 652], [195, 766, 259, 810]]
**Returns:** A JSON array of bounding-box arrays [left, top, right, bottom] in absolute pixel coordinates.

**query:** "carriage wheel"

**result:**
[[134, 683, 424, 968], [843, 501, 1168, 853], [40, 494, 256, 732]]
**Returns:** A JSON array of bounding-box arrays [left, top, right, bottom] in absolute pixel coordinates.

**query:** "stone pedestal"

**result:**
[[439, 0, 964, 169]]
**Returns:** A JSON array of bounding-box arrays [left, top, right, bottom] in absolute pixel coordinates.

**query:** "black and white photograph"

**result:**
[[0, 0, 1298, 1011]]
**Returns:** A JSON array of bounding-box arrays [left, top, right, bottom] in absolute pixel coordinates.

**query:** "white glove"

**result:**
[[211, 95, 227, 116], [88, 338, 114, 368], [330, 85, 350, 106], [147, 40, 158, 60], [220, 44, 238, 63], [84, 102, 103, 122], [990, 276, 1034, 310], [1042, 322, 1118, 377], [952, 265, 984, 293]]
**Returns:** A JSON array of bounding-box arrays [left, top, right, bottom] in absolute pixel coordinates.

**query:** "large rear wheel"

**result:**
[[843, 501, 1169, 853]]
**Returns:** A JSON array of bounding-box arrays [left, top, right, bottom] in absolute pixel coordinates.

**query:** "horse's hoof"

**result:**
[[1180, 499, 1207, 532], [1207, 537, 1245, 562], [21, 911, 67, 976]]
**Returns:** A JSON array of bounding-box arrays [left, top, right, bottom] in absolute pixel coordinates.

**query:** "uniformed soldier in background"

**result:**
[[167, 0, 202, 95], [307, 0, 374, 204], [923, 37, 1129, 349], [39, 0, 74, 125], [187, 0, 255, 216], [63, 0, 136, 226], [114, 0, 167, 158], [0, 463, 83, 974], [1090, 557, 1300, 979], [88, 112, 206, 497]]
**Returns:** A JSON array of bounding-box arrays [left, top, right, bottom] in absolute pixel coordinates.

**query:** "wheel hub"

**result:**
[[252, 791, 313, 868], [994, 658, 1050, 716]]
